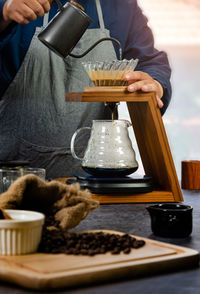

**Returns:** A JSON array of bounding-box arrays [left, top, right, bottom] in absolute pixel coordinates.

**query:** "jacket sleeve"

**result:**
[[0, 0, 18, 49], [0, 0, 5, 18], [124, 0, 172, 115]]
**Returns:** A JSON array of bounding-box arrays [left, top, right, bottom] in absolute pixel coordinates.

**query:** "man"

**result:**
[[0, 0, 171, 178]]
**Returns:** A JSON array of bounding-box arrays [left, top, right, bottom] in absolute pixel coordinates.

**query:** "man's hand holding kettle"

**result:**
[[1, 0, 51, 27]]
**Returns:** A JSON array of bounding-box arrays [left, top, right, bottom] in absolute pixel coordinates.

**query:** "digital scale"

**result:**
[[67, 173, 153, 195]]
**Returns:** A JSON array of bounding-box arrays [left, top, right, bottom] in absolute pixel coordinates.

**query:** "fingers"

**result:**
[[125, 71, 164, 108], [17, 5, 38, 22], [127, 80, 157, 94], [27, 0, 51, 16], [156, 97, 164, 108], [3, 0, 51, 24], [125, 71, 150, 83]]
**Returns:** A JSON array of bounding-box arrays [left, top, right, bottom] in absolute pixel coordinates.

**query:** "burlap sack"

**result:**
[[0, 174, 99, 230]]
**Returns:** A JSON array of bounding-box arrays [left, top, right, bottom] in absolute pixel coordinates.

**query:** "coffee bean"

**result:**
[[88, 249, 96, 256], [123, 247, 131, 254], [100, 247, 106, 254], [38, 224, 145, 256], [111, 247, 120, 254], [136, 240, 146, 248]]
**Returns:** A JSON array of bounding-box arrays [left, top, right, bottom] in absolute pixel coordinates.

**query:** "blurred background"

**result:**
[[119, 0, 200, 180]]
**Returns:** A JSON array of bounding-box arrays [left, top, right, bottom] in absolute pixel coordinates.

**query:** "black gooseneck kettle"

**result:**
[[38, 0, 122, 60]]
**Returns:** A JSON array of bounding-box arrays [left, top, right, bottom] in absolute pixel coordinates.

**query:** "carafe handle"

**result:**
[[70, 127, 91, 162]]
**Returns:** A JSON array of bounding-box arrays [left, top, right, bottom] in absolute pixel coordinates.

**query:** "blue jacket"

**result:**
[[0, 0, 171, 114]]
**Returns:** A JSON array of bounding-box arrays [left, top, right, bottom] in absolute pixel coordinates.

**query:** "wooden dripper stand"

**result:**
[[66, 86, 183, 204]]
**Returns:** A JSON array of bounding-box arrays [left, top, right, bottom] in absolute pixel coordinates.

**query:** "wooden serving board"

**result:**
[[0, 230, 198, 290]]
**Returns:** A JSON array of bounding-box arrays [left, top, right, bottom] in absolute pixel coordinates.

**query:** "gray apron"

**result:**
[[0, 0, 117, 178]]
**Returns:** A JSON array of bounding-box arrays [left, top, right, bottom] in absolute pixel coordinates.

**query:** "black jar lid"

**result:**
[[147, 203, 193, 213], [0, 160, 30, 168]]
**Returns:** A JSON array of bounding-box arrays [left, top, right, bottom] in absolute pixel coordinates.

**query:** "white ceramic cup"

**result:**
[[0, 209, 45, 255]]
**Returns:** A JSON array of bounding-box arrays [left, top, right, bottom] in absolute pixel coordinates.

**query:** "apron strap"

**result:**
[[43, 12, 49, 26], [95, 0, 105, 30]]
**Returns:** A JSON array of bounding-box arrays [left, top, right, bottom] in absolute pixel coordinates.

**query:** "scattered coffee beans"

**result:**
[[39, 226, 146, 256]]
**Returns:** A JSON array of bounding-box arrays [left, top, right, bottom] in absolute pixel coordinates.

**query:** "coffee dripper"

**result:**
[[38, 0, 122, 59]]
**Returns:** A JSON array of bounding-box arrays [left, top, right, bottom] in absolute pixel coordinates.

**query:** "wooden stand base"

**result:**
[[66, 87, 183, 203], [90, 191, 175, 204], [55, 178, 177, 204]]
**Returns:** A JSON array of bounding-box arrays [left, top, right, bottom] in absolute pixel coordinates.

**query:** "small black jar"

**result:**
[[146, 203, 193, 238]]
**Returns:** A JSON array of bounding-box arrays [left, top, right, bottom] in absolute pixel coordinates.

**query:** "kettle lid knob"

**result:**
[[70, 0, 85, 11]]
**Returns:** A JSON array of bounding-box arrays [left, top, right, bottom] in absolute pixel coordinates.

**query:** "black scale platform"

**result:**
[[67, 174, 153, 195]]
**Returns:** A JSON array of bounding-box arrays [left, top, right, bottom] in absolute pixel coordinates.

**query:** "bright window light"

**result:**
[[138, 0, 200, 45]]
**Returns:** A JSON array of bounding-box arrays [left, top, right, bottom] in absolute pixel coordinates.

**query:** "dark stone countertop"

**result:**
[[1, 189, 200, 294]]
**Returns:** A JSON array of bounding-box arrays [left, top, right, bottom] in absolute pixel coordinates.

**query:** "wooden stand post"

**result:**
[[66, 87, 183, 203]]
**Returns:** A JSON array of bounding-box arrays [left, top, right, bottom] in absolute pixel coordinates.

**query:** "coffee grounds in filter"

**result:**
[[82, 59, 139, 87]]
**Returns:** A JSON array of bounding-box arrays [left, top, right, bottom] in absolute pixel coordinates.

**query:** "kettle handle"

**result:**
[[49, 0, 64, 11], [70, 127, 91, 162]]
